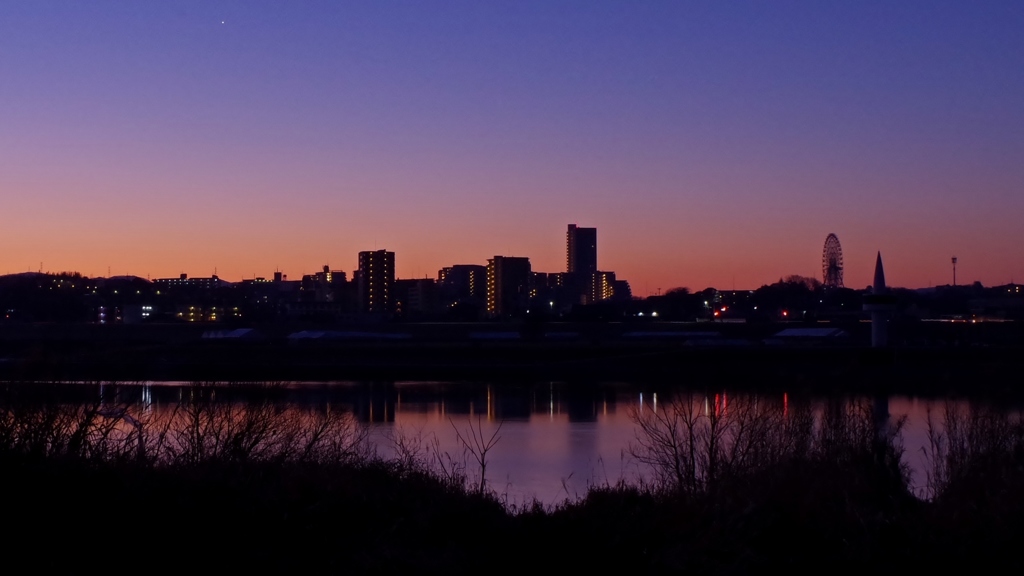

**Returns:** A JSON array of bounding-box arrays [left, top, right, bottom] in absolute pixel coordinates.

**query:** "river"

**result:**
[[41, 380, 1024, 506]]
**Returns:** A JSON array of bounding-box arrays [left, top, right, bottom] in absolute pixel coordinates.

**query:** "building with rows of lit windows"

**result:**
[[357, 250, 394, 313]]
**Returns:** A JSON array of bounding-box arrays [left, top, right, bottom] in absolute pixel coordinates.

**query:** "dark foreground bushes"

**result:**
[[2, 384, 1024, 573]]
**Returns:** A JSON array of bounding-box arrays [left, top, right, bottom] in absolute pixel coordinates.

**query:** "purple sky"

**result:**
[[2, 1, 1022, 292]]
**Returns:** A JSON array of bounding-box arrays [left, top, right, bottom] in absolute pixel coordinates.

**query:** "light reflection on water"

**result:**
[[58, 381, 1020, 506]]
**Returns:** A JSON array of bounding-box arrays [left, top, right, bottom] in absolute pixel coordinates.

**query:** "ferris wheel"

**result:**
[[822, 233, 844, 288]]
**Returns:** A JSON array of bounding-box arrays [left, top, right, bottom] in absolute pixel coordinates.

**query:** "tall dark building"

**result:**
[[438, 265, 487, 301], [486, 256, 531, 317], [357, 250, 395, 313], [567, 224, 597, 275], [437, 264, 488, 318], [394, 278, 439, 317]]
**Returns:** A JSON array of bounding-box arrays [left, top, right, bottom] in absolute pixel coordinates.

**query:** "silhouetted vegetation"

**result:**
[[2, 383, 1023, 571]]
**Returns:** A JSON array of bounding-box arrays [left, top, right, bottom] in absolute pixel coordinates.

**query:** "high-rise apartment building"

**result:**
[[394, 278, 439, 316], [486, 256, 531, 317], [438, 265, 488, 301], [357, 250, 395, 313], [567, 224, 597, 275], [590, 271, 617, 303]]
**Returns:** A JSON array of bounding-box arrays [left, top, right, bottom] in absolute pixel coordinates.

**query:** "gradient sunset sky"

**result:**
[[2, 1, 1022, 293]]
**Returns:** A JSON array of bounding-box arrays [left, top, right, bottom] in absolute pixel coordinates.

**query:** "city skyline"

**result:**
[[0, 225, 1005, 294], [2, 2, 1022, 291]]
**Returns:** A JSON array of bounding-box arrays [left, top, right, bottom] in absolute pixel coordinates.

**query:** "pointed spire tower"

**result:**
[[864, 252, 896, 347], [872, 252, 886, 293]]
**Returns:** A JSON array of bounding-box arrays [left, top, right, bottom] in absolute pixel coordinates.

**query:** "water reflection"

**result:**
[[25, 381, 1024, 505]]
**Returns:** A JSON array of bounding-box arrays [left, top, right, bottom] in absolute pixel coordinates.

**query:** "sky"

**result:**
[[2, 1, 1022, 293]]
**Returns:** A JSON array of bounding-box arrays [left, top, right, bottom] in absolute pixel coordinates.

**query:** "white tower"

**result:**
[[863, 252, 896, 348]]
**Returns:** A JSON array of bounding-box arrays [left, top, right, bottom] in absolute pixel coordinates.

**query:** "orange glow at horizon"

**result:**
[[3, 5, 1023, 293], [3, 171, 1021, 292]]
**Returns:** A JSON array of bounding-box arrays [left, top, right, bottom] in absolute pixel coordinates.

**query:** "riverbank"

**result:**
[[2, 321, 1023, 396], [2, 342, 1022, 397]]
